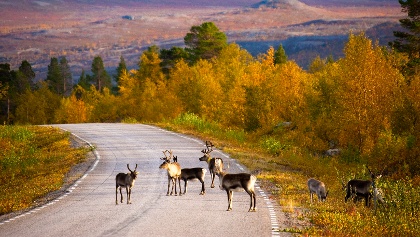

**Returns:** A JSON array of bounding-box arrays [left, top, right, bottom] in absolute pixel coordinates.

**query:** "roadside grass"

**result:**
[[158, 113, 420, 236], [0, 125, 89, 215], [2, 119, 418, 235]]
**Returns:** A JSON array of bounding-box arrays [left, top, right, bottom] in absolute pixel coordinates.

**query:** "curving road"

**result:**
[[0, 123, 290, 237]]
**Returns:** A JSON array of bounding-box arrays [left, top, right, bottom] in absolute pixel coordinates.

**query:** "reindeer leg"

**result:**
[[226, 190, 233, 211], [170, 177, 175, 195], [365, 194, 370, 207], [183, 179, 188, 194], [211, 171, 215, 188], [200, 178, 205, 195], [253, 191, 256, 211], [126, 186, 130, 204], [119, 187, 123, 203], [177, 177, 182, 196], [174, 177, 178, 196], [116, 186, 118, 205], [245, 189, 256, 212], [251, 191, 256, 211]]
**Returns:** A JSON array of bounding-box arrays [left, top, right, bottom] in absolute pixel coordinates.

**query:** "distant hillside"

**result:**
[[237, 21, 402, 69], [0, 0, 400, 9], [301, 0, 398, 7]]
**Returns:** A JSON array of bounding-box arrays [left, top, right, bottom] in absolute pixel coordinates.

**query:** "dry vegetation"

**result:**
[[0, 0, 403, 79]]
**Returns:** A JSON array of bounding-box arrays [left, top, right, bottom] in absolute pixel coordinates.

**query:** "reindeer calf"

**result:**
[[116, 164, 138, 204], [216, 171, 257, 212], [180, 168, 207, 195], [307, 178, 328, 203]]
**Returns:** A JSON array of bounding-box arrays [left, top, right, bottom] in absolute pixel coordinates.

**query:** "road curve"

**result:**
[[0, 123, 290, 237]]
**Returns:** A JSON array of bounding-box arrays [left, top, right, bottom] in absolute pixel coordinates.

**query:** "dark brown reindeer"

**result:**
[[307, 178, 328, 203], [180, 167, 207, 195], [216, 170, 258, 212], [344, 166, 382, 207], [199, 141, 224, 188], [115, 164, 139, 204], [159, 150, 182, 196]]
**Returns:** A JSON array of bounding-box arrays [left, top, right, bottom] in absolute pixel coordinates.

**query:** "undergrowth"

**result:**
[[0, 125, 88, 215], [158, 113, 420, 236]]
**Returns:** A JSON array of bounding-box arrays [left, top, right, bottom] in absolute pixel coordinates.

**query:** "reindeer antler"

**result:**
[[202, 141, 214, 154], [161, 150, 171, 162], [205, 140, 214, 149], [162, 150, 175, 163]]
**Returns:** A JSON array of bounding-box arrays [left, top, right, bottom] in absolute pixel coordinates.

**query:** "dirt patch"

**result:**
[[0, 135, 97, 223]]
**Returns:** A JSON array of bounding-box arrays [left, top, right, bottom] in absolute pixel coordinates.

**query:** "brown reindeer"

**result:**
[[199, 141, 224, 188], [180, 168, 207, 195], [115, 164, 139, 204], [344, 166, 382, 207], [216, 170, 257, 212]]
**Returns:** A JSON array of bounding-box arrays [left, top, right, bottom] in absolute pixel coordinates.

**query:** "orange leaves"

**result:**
[[334, 33, 405, 154], [55, 94, 90, 124]]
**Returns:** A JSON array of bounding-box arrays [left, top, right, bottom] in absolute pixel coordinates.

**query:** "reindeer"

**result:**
[[216, 170, 257, 212], [307, 178, 328, 203], [199, 141, 224, 188], [115, 164, 138, 204], [180, 168, 207, 195], [159, 150, 182, 196], [344, 166, 382, 207]]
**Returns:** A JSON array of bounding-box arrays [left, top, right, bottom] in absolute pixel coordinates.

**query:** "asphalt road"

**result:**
[[0, 123, 291, 237]]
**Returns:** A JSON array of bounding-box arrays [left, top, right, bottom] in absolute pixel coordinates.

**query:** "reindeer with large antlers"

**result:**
[[159, 150, 182, 196], [116, 164, 139, 204], [199, 141, 224, 188]]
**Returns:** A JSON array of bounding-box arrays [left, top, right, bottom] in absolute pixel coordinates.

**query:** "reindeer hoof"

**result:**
[[248, 208, 257, 212], [211, 185, 215, 188]]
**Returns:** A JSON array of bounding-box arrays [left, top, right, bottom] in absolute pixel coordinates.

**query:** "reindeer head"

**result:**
[[199, 141, 214, 162], [127, 164, 139, 179], [366, 165, 383, 182]]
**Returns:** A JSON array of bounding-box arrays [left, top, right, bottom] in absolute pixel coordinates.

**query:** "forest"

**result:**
[[0, 18, 419, 179]]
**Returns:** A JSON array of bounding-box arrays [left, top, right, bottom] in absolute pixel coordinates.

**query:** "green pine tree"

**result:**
[[91, 56, 111, 91], [274, 44, 288, 65], [184, 22, 228, 63], [390, 0, 420, 75]]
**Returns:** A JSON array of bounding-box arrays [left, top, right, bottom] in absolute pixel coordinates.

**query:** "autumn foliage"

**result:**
[[2, 32, 418, 179], [2, 31, 420, 235]]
